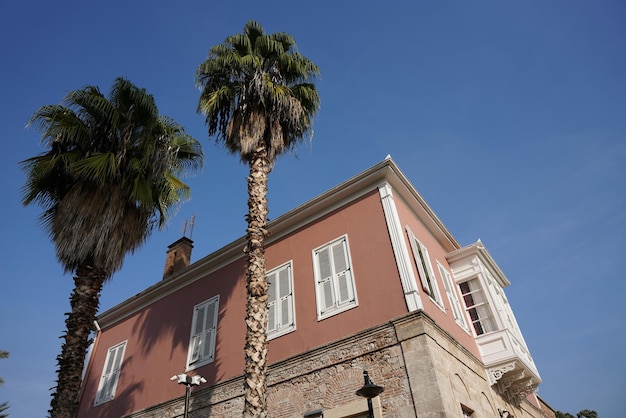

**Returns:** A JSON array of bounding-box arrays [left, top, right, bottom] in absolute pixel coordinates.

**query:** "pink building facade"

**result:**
[[76, 158, 549, 417]]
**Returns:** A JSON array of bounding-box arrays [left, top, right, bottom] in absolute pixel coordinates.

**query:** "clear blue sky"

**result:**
[[1, 1, 624, 416]]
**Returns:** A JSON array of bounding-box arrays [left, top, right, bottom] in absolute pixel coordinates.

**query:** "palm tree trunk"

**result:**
[[49, 266, 105, 418], [243, 147, 271, 418]]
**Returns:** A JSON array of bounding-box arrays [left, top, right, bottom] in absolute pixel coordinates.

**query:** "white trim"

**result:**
[[94, 340, 127, 406], [266, 261, 296, 340], [437, 261, 469, 331], [313, 235, 358, 320], [378, 183, 423, 311]]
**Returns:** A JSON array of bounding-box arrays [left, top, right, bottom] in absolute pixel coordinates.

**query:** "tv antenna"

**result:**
[[183, 214, 196, 239]]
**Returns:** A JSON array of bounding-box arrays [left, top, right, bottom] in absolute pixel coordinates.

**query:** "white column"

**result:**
[[378, 183, 422, 311]]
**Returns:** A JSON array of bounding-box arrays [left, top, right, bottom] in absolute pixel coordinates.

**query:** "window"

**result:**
[[459, 279, 496, 336], [187, 296, 219, 369], [313, 236, 357, 320], [267, 262, 295, 339], [407, 228, 443, 307], [94, 341, 126, 405], [437, 263, 468, 330]]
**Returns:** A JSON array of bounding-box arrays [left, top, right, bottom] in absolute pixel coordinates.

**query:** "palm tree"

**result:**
[[196, 21, 320, 417], [21, 77, 203, 418]]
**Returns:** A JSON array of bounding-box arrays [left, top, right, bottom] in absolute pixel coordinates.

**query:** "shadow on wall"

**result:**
[[119, 249, 247, 416], [90, 352, 144, 418]]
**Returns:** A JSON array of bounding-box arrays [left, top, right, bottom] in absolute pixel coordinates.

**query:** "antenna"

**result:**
[[183, 214, 196, 239]]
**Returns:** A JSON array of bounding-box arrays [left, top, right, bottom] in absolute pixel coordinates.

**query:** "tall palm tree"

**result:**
[[196, 21, 320, 417], [21, 77, 203, 418]]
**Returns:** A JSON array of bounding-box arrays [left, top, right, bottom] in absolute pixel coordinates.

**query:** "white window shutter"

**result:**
[[439, 264, 467, 328], [105, 348, 123, 398], [278, 267, 292, 326], [280, 297, 291, 326], [333, 241, 354, 305], [189, 305, 205, 364], [316, 247, 335, 313], [318, 247, 332, 280], [320, 277, 334, 312], [187, 296, 219, 368], [331, 241, 348, 273], [419, 244, 442, 304], [408, 232, 431, 293], [336, 272, 352, 304], [314, 236, 358, 320], [266, 262, 296, 338], [420, 244, 435, 283], [95, 341, 126, 405], [203, 300, 217, 360], [267, 270, 277, 332]]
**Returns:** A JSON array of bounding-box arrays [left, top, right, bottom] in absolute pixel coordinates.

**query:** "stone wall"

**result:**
[[125, 311, 548, 418]]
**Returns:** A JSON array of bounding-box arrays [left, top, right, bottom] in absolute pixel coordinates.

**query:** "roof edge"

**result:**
[[98, 156, 461, 327]]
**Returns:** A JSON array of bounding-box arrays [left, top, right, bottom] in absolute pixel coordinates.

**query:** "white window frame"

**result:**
[[186, 295, 219, 370], [459, 279, 497, 336], [406, 228, 444, 308], [267, 261, 296, 339], [313, 235, 358, 320], [94, 340, 127, 406], [437, 262, 469, 331]]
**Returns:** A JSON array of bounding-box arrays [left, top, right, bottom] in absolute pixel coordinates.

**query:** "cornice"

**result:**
[[97, 237, 247, 327], [265, 157, 459, 251]]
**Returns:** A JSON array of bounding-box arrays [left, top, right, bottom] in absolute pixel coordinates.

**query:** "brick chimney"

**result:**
[[162, 237, 194, 279]]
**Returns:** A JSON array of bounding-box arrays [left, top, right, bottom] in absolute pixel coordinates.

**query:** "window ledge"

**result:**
[[317, 302, 358, 321]]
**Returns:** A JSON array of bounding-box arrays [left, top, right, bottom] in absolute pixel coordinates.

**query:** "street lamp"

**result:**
[[498, 409, 515, 418], [170, 373, 206, 418], [356, 370, 384, 418]]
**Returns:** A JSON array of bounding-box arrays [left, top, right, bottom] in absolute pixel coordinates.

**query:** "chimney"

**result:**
[[162, 237, 194, 279]]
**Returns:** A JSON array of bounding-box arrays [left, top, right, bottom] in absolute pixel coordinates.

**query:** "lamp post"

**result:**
[[170, 373, 206, 418], [356, 370, 384, 418]]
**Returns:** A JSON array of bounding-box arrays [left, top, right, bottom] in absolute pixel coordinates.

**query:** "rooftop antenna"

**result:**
[[183, 214, 196, 239]]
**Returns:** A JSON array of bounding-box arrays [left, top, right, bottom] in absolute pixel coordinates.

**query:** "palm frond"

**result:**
[[71, 152, 118, 182], [196, 21, 320, 163], [23, 78, 203, 275]]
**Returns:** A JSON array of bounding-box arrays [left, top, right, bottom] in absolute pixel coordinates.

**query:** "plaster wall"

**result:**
[[78, 190, 411, 417], [393, 194, 480, 359]]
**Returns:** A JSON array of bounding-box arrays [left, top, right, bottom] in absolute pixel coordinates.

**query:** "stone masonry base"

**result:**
[[125, 311, 548, 418]]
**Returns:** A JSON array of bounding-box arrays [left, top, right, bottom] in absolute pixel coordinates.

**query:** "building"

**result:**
[[76, 157, 548, 417]]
